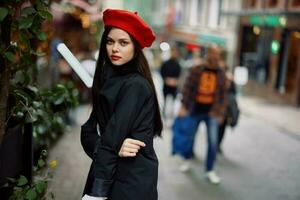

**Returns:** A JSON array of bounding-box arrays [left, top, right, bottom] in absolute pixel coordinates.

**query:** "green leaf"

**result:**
[[17, 175, 28, 186], [37, 31, 47, 41], [19, 31, 30, 49], [38, 10, 53, 21], [36, 1, 44, 11], [20, 53, 33, 66], [17, 195, 25, 200], [25, 189, 37, 200], [54, 96, 64, 105], [32, 101, 42, 107], [31, 50, 46, 56], [19, 17, 33, 29], [41, 149, 48, 157], [35, 109, 44, 117], [25, 107, 38, 123], [36, 181, 47, 194], [16, 111, 24, 118], [0, 7, 9, 21], [36, 125, 46, 134], [4, 51, 15, 63], [14, 89, 31, 106], [38, 159, 45, 168], [27, 85, 39, 94], [22, 7, 36, 16]]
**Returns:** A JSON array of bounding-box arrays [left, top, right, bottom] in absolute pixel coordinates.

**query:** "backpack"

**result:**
[[227, 93, 240, 127]]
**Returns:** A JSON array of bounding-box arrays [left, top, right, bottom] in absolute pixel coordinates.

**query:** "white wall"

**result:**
[[207, 0, 220, 28], [101, 0, 123, 10]]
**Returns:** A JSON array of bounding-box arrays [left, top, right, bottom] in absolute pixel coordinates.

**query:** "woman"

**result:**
[[82, 9, 162, 200]]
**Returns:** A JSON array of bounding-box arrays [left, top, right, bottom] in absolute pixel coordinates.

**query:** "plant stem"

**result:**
[[0, 14, 12, 145]]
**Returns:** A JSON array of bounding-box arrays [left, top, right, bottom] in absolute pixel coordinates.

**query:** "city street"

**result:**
[[1, 1, 300, 200], [48, 95, 300, 200]]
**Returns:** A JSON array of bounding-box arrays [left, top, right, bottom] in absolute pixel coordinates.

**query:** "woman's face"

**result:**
[[106, 28, 135, 65]]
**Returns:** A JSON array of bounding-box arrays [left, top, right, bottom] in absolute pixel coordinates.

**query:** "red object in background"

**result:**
[[186, 43, 200, 51]]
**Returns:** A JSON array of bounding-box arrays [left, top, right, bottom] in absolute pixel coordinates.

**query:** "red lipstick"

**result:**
[[111, 55, 121, 61]]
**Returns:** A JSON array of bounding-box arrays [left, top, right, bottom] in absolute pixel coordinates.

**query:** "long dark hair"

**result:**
[[92, 27, 162, 137]]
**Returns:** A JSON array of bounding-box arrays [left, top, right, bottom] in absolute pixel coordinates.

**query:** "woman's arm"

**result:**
[[81, 111, 99, 159], [81, 112, 145, 159]]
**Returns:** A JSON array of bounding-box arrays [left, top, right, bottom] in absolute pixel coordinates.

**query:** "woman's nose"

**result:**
[[112, 43, 119, 52]]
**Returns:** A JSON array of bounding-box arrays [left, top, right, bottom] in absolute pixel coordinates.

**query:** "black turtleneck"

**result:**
[[84, 58, 158, 199], [104, 58, 139, 79]]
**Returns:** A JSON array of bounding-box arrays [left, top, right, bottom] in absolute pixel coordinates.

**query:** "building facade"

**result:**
[[152, 0, 241, 68], [222, 0, 300, 106]]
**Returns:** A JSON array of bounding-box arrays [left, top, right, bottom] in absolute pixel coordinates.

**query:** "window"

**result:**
[[208, 0, 220, 28], [181, 0, 189, 24], [292, 0, 300, 6], [197, 0, 203, 24], [248, 0, 257, 8], [267, 0, 278, 7]]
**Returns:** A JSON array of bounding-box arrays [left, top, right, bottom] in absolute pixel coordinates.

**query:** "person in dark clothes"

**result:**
[[160, 47, 181, 117], [177, 45, 227, 184], [217, 63, 238, 154], [81, 9, 162, 200]]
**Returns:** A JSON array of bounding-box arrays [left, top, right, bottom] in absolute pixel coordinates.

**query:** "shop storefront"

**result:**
[[238, 15, 300, 106], [167, 28, 231, 66]]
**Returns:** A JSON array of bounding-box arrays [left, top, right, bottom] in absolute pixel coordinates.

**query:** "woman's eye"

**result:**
[[120, 41, 128, 46], [107, 39, 114, 45]]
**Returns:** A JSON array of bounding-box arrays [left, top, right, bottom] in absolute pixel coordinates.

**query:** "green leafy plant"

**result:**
[[8, 81, 79, 151], [0, 0, 79, 149], [0, 0, 53, 143], [0, 1, 79, 198], [32, 81, 79, 151], [3, 150, 56, 200]]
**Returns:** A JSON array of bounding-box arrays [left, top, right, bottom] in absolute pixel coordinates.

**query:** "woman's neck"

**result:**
[[108, 58, 138, 75]]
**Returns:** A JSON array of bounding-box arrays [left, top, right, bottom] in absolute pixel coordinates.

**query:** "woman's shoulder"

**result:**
[[124, 74, 152, 96]]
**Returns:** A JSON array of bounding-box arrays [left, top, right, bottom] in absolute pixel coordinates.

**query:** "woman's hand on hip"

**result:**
[[119, 138, 146, 157]]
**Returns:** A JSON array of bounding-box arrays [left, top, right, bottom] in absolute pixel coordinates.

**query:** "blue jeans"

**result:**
[[188, 113, 219, 172]]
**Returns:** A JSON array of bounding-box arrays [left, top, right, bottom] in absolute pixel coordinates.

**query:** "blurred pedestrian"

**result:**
[[160, 46, 182, 118], [177, 45, 227, 184], [81, 9, 162, 200], [218, 62, 239, 154]]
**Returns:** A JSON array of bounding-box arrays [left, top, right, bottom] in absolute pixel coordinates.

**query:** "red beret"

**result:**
[[103, 9, 155, 48]]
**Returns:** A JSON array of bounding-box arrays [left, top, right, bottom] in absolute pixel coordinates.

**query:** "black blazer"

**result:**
[[81, 65, 158, 200], [81, 110, 99, 159]]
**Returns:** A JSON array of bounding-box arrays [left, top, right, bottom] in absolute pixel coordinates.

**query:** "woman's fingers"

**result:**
[[119, 138, 146, 157], [119, 148, 137, 157], [125, 138, 146, 147], [123, 146, 139, 153], [123, 143, 142, 150], [118, 146, 138, 157], [119, 151, 137, 157]]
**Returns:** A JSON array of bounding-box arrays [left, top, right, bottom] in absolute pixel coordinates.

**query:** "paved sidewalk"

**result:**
[[47, 95, 300, 200], [47, 106, 92, 200], [238, 95, 300, 136]]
